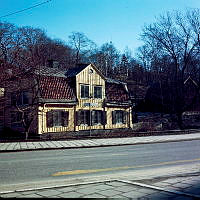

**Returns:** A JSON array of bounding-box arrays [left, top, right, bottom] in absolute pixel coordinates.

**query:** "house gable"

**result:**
[[75, 64, 106, 104], [66, 63, 105, 80]]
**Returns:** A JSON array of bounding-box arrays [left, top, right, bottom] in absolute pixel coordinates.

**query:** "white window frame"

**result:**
[[80, 84, 89, 99], [94, 86, 102, 99]]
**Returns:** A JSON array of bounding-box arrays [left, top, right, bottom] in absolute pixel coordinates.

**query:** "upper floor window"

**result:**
[[11, 91, 30, 106], [94, 86, 102, 99], [89, 69, 94, 74], [80, 84, 89, 98]]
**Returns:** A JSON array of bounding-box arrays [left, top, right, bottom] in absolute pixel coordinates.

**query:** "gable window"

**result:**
[[112, 110, 127, 124], [46, 110, 69, 127], [11, 91, 30, 106], [80, 84, 89, 98], [94, 86, 102, 99]]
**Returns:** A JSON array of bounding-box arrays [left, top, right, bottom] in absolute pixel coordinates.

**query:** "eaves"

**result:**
[[38, 98, 77, 105]]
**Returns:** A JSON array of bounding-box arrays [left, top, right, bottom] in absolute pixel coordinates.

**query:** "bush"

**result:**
[[0, 127, 25, 140]]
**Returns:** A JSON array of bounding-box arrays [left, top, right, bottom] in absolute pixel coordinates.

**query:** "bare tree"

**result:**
[[89, 42, 120, 78], [40, 39, 74, 68], [8, 71, 39, 140], [140, 9, 200, 128], [0, 22, 24, 65], [68, 32, 96, 65], [0, 24, 45, 139]]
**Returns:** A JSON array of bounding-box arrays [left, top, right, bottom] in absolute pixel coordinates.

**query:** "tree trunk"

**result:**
[[25, 126, 30, 140], [25, 131, 28, 140]]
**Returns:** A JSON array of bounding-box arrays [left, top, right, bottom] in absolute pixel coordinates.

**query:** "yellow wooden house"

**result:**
[[2, 63, 132, 136], [37, 63, 132, 134]]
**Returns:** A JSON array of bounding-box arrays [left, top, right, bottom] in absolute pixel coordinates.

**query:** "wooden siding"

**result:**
[[76, 64, 105, 108], [75, 64, 106, 131], [105, 107, 132, 129], [38, 105, 75, 134]]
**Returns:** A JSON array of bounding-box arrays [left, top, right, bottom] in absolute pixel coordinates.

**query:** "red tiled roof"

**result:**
[[39, 76, 76, 100], [106, 82, 129, 102]]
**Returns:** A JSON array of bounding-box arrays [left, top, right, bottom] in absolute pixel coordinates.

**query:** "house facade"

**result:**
[[38, 64, 132, 134], [2, 63, 132, 135]]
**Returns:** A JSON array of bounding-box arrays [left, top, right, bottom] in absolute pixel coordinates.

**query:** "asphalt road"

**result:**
[[1, 140, 200, 186]]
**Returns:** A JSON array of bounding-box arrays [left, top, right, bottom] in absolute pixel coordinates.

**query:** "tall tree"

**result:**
[[140, 9, 200, 128], [90, 42, 120, 78], [68, 32, 96, 65]]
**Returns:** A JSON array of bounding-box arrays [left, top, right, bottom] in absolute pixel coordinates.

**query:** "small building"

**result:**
[[1, 63, 132, 136]]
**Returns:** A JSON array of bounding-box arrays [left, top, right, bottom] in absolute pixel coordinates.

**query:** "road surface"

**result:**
[[1, 140, 200, 186]]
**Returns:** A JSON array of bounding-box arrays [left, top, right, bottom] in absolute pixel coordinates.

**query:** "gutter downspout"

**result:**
[[103, 100, 106, 130], [74, 105, 76, 132], [129, 105, 131, 128], [41, 103, 46, 134]]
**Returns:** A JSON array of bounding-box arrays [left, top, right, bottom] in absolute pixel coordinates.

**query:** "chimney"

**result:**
[[53, 61, 59, 68], [47, 60, 59, 68]]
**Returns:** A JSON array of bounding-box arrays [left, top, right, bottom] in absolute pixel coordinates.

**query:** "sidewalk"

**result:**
[[1, 133, 200, 198], [1, 132, 200, 152], [1, 176, 200, 198]]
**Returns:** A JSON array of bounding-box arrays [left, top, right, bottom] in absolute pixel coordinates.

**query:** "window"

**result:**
[[11, 111, 23, 127], [46, 110, 69, 127], [11, 91, 30, 106], [80, 85, 89, 98], [94, 86, 102, 99], [11, 93, 16, 105], [92, 110, 102, 125], [0, 88, 5, 97], [21, 91, 29, 105], [112, 110, 127, 124], [77, 110, 90, 125], [89, 69, 94, 74], [76, 110, 106, 126]]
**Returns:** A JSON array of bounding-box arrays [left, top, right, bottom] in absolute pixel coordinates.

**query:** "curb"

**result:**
[[1, 137, 200, 153]]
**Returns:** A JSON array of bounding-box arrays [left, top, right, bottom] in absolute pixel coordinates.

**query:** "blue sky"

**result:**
[[1, 0, 200, 54]]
